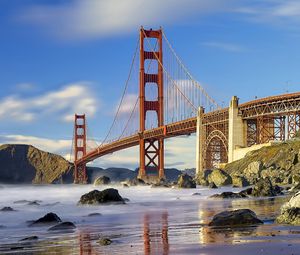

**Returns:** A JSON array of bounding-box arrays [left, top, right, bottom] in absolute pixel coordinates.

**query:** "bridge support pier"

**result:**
[[228, 96, 246, 163], [196, 107, 205, 176]]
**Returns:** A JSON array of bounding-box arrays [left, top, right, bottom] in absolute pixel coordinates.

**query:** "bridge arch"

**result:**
[[205, 130, 228, 170]]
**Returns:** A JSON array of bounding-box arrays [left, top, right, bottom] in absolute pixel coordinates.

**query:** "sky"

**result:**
[[0, 0, 300, 170]]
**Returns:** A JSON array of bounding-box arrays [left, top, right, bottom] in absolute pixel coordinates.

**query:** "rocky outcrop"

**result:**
[[207, 169, 232, 186], [177, 174, 196, 188], [94, 176, 111, 186], [78, 188, 125, 205], [0, 144, 72, 184], [209, 209, 263, 227], [225, 140, 300, 186], [276, 192, 300, 225], [251, 177, 283, 197]]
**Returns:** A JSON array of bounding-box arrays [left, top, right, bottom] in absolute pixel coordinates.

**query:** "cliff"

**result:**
[[0, 144, 72, 184], [224, 139, 300, 185]]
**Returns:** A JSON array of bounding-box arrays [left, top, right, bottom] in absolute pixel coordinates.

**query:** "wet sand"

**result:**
[[0, 185, 299, 254]]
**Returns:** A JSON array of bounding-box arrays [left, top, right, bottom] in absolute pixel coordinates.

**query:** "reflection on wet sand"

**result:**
[[79, 231, 96, 255], [143, 212, 169, 255], [198, 196, 290, 245]]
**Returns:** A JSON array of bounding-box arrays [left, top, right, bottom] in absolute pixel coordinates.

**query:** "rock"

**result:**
[[48, 222, 76, 231], [14, 200, 30, 204], [98, 238, 112, 246], [210, 191, 247, 199], [30, 212, 61, 226], [207, 169, 232, 186], [192, 192, 202, 196], [87, 213, 102, 217], [208, 209, 263, 227], [239, 188, 253, 197], [276, 191, 300, 224], [127, 178, 146, 186], [78, 188, 125, 205], [19, 236, 38, 242], [177, 174, 196, 188], [243, 161, 263, 179], [195, 170, 212, 185], [0, 206, 15, 212], [151, 179, 172, 188], [232, 176, 250, 187], [276, 207, 300, 225], [208, 182, 218, 189], [251, 177, 283, 197], [28, 201, 40, 206], [94, 176, 111, 186], [123, 183, 129, 188]]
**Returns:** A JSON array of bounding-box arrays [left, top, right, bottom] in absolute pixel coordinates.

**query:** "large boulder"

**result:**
[[276, 192, 300, 225], [177, 174, 196, 188], [251, 177, 283, 197], [208, 209, 263, 227], [232, 176, 250, 187], [207, 169, 232, 186], [94, 176, 111, 186], [78, 188, 125, 205]]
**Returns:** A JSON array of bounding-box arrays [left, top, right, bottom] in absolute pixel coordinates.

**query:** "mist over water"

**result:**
[[0, 184, 299, 254]]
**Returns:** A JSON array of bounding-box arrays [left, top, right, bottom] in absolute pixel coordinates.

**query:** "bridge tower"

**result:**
[[74, 114, 87, 184], [138, 27, 165, 180]]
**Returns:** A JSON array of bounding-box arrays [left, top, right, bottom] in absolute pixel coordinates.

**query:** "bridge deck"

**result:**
[[76, 92, 300, 166]]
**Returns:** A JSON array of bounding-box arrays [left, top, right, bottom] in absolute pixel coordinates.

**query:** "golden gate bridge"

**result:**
[[71, 27, 300, 184]]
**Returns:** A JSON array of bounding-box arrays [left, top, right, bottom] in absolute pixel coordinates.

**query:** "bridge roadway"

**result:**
[[76, 92, 300, 166]]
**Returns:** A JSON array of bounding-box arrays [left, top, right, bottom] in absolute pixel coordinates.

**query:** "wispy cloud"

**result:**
[[17, 0, 236, 40], [16, 0, 300, 41], [235, 1, 300, 26], [201, 42, 246, 52], [0, 83, 97, 123]]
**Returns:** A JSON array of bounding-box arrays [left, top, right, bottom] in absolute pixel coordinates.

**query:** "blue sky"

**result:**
[[0, 0, 300, 169]]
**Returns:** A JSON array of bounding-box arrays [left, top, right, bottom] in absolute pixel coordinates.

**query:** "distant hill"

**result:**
[[0, 144, 184, 184]]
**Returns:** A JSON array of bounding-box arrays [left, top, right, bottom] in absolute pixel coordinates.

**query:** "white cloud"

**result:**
[[0, 83, 97, 123], [0, 132, 196, 169], [117, 93, 138, 115], [18, 0, 236, 40], [95, 135, 196, 170], [0, 134, 71, 158], [201, 42, 245, 52]]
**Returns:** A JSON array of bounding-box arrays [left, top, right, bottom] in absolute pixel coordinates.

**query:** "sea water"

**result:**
[[0, 184, 299, 255]]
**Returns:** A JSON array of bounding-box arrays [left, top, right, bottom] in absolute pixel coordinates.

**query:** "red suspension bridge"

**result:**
[[72, 27, 300, 184]]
